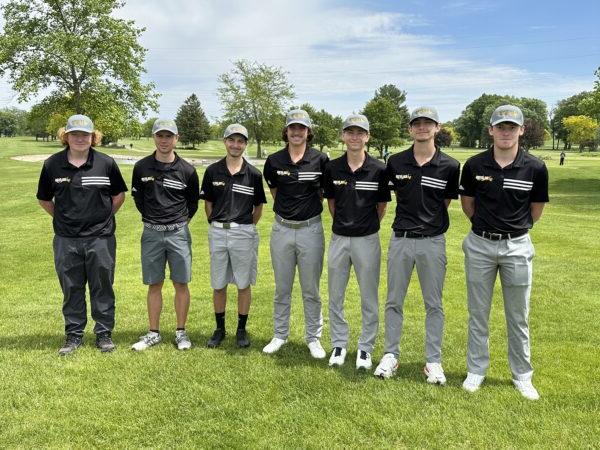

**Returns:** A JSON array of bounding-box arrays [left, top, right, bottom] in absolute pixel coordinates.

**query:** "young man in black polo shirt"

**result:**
[[200, 124, 267, 348], [460, 105, 549, 400], [37, 114, 127, 355], [374, 107, 460, 384], [323, 114, 390, 369], [262, 109, 329, 358], [130, 119, 200, 351]]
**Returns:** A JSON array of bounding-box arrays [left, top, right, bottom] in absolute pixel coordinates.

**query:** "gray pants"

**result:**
[[384, 234, 447, 362], [270, 219, 324, 343], [463, 231, 534, 379], [328, 233, 380, 353], [53, 235, 116, 337]]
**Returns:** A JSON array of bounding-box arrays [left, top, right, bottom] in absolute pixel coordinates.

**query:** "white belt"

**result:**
[[211, 221, 241, 229]]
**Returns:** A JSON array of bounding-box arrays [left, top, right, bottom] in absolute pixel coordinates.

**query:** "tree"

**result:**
[[562, 115, 599, 151], [434, 128, 453, 148], [299, 103, 342, 152], [142, 117, 157, 138], [126, 119, 143, 140], [0, 0, 158, 125], [551, 92, 589, 149], [362, 97, 401, 158], [579, 68, 600, 120], [175, 94, 210, 148], [0, 110, 18, 137], [218, 60, 294, 158], [373, 84, 410, 139], [520, 119, 545, 150]]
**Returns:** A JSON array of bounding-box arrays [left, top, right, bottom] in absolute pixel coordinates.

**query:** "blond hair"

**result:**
[[58, 127, 103, 147]]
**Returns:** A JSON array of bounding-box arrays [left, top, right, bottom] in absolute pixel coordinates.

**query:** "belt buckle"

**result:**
[[223, 223, 231, 230], [488, 232, 503, 240], [290, 222, 302, 229]]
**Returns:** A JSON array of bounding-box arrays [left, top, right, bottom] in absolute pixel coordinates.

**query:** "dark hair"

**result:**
[[282, 126, 314, 143]]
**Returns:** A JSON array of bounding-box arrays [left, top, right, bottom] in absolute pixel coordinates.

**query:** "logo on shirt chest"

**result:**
[[396, 174, 412, 180], [475, 175, 493, 182], [54, 177, 71, 184], [212, 181, 226, 187], [333, 180, 348, 186], [141, 176, 155, 182], [277, 170, 291, 176]]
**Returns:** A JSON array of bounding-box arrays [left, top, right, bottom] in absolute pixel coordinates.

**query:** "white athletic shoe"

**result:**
[[513, 379, 540, 401], [373, 353, 398, 379], [131, 331, 162, 351], [328, 347, 347, 367], [175, 330, 192, 350], [262, 337, 287, 354], [424, 362, 447, 385], [462, 372, 485, 393], [307, 340, 326, 359], [356, 350, 372, 370]]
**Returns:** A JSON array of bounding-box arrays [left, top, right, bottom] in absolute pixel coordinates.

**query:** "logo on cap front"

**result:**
[[156, 120, 175, 127], [497, 109, 519, 119], [415, 108, 434, 116], [71, 119, 90, 127]]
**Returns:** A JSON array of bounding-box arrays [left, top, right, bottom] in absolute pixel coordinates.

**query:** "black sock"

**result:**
[[150, 329, 159, 334], [237, 314, 248, 330], [176, 327, 185, 331], [215, 312, 225, 330]]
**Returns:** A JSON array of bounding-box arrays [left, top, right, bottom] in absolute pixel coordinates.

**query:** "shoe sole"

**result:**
[[356, 364, 373, 370], [98, 346, 115, 353]]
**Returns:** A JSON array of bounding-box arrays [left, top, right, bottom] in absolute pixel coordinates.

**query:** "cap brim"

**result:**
[[490, 119, 523, 126], [153, 128, 177, 134], [410, 116, 439, 124], [286, 120, 311, 127], [224, 132, 248, 139], [343, 125, 369, 132], [65, 128, 93, 133]]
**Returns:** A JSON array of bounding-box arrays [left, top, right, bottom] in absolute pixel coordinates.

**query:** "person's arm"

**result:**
[[444, 199, 452, 208], [204, 200, 213, 219], [252, 204, 263, 224], [327, 198, 335, 217], [186, 169, 200, 221], [112, 192, 125, 214], [38, 200, 54, 217], [131, 164, 145, 215], [269, 188, 277, 200], [461, 196, 475, 219], [376, 202, 387, 221], [530, 202, 545, 223]]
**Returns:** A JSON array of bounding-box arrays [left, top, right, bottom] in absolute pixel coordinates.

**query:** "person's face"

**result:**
[[286, 123, 309, 146], [224, 134, 247, 158], [488, 122, 524, 151], [153, 131, 178, 154], [409, 118, 440, 143], [66, 131, 92, 152], [342, 127, 369, 152]]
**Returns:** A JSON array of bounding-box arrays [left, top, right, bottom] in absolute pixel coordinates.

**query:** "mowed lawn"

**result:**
[[0, 137, 598, 448]]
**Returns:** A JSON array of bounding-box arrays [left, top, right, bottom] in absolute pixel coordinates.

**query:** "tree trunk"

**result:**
[[256, 139, 263, 159]]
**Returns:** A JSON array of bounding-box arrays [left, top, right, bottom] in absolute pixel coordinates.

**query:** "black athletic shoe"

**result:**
[[58, 335, 83, 356], [236, 329, 250, 348], [206, 328, 226, 348], [95, 332, 115, 353]]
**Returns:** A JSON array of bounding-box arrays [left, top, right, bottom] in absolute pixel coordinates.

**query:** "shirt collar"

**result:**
[[284, 145, 312, 165], [61, 147, 94, 169], [342, 151, 374, 174], [150, 151, 180, 170], [218, 156, 248, 175], [484, 146, 525, 169], [407, 145, 441, 167]]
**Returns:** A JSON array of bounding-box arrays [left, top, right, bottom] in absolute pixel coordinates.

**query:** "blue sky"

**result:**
[[1, 0, 599, 123]]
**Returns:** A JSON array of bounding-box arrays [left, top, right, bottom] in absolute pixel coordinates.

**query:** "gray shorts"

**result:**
[[208, 223, 259, 290], [141, 225, 192, 285]]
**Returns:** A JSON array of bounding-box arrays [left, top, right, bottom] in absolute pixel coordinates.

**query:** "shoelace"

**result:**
[[359, 350, 368, 360]]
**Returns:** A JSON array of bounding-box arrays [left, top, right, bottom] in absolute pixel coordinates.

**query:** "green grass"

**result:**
[[0, 136, 598, 448]]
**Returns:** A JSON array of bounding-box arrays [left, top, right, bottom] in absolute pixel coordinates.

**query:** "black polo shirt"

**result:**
[[36, 148, 128, 238], [459, 147, 549, 234], [323, 153, 391, 237], [131, 152, 200, 225], [263, 146, 329, 221], [200, 157, 267, 224], [386, 146, 460, 236]]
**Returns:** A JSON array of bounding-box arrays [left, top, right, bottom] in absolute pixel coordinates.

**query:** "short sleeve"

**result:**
[[530, 163, 549, 203], [36, 163, 54, 201], [109, 160, 128, 195], [253, 172, 267, 206], [263, 157, 277, 188], [459, 161, 475, 197], [445, 162, 460, 199]]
